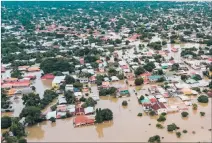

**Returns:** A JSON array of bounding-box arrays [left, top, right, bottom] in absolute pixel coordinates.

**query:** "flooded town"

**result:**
[[1, 1, 212, 143]]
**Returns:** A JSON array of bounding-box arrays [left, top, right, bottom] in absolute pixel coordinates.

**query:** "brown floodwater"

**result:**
[[25, 85, 212, 142], [1, 71, 52, 117], [1, 42, 211, 142]]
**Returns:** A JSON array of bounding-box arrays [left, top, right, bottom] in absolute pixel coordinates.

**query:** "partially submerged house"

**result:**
[[151, 102, 167, 114], [52, 76, 66, 88]]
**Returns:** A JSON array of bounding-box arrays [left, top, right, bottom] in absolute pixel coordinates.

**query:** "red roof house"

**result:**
[[41, 74, 55, 80]]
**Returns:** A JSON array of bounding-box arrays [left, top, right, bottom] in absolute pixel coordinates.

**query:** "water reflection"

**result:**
[[95, 121, 113, 138]]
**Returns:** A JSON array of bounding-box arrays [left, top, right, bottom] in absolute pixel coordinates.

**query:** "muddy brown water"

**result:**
[[25, 86, 212, 142], [1, 42, 211, 142]]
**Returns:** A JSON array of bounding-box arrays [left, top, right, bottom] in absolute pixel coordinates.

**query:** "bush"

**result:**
[[157, 115, 166, 122], [1, 116, 12, 129], [167, 123, 177, 132], [135, 78, 144, 86], [122, 100, 128, 106], [192, 103, 198, 110], [148, 135, 161, 143], [85, 93, 89, 96], [200, 112, 205, 116], [156, 123, 164, 129], [161, 112, 167, 116], [49, 117, 56, 122], [18, 138, 27, 143], [5, 136, 18, 143], [176, 132, 181, 138], [137, 113, 142, 116], [197, 95, 209, 103], [183, 130, 187, 133], [181, 111, 189, 117], [139, 95, 144, 101], [51, 104, 57, 111], [80, 96, 86, 102], [66, 112, 72, 118], [149, 111, 156, 116]]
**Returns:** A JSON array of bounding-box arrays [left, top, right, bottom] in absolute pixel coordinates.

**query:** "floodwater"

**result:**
[[1, 70, 52, 117], [26, 85, 212, 142], [1, 42, 211, 142]]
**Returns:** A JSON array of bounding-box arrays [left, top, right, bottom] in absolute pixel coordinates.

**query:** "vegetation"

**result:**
[[149, 110, 156, 116], [183, 130, 187, 133], [122, 100, 128, 106], [137, 113, 142, 117], [181, 111, 189, 117], [200, 112, 205, 116], [1, 116, 12, 129], [19, 106, 42, 125], [197, 95, 209, 103], [148, 135, 161, 143], [99, 87, 117, 96], [176, 132, 181, 138], [167, 123, 178, 132], [135, 78, 144, 85], [157, 115, 166, 122], [82, 97, 97, 108], [134, 66, 145, 76], [192, 103, 198, 110], [156, 123, 164, 129], [95, 108, 113, 123]]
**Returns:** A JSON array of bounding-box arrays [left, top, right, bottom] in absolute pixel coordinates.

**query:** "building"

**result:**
[[41, 73, 55, 80], [52, 76, 66, 88], [65, 84, 74, 92], [151, 102, 167, 114], [73, 115, 95, 127]]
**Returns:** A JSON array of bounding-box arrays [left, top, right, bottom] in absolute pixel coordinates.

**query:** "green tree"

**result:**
[[19, 106, 41, 125], [18, 138, 27, 143], [148, 135, 161, 143], [167, 123, 177, 132], [95, 108, 103, 123], [135, 78, 144, 85], [192, 103, 198, 110], [157, 115, 166, 122], [197, 95, 209, 103], [5, 136, 18, 143], [64, 91, 76, 104], [22, 93, 41, 107], [181, 111, 189, 117], [11, 69, 23, 79], [156, 123, 164, 129], [1, 116, 12, 129], [101, 108, 113, 121], [122, 100, 128, 106], [65, 75, 75, 84], [9, 118, 25, 138], [134, 66, 145, 75], [176, 132, 181, 138], [200, 112, 205, 116]]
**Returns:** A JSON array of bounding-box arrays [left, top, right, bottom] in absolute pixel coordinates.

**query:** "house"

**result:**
[[84, 107, 94, 115], [52, 76, 66, 88], [148, 75, 163, 82], [125, 72, 134, 79], [90, 94, 100, 101], [6, 88, 17, 96], [57, 104, 67, 112], [73, 115, 95, 127], [1, 66, 6, 73], [15, 87, 33, 95], [27, 67, 40, 72], [140, 97, 151, 105], [65, 84, 74, 92], [140, 72, 151, 83], [4, 78, 18, 82], [89, 76, 96, 83], [41, 73, 55, 80], [75, 107, 85, 115], [46, 111, 57, 120], [111, 76, 119, 81], [18, 66, 30, 71], [74, 92, 83, 97], [79, 77, 89, 83], [58, 96, 67, 105], [151, 102, 167, 114], [119, 87, 129, 95], [102, 81, 110, 88]]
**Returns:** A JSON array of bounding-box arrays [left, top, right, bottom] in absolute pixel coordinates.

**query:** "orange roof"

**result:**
[[7, 88, 17, 95], [27, 67, 40, 72]]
